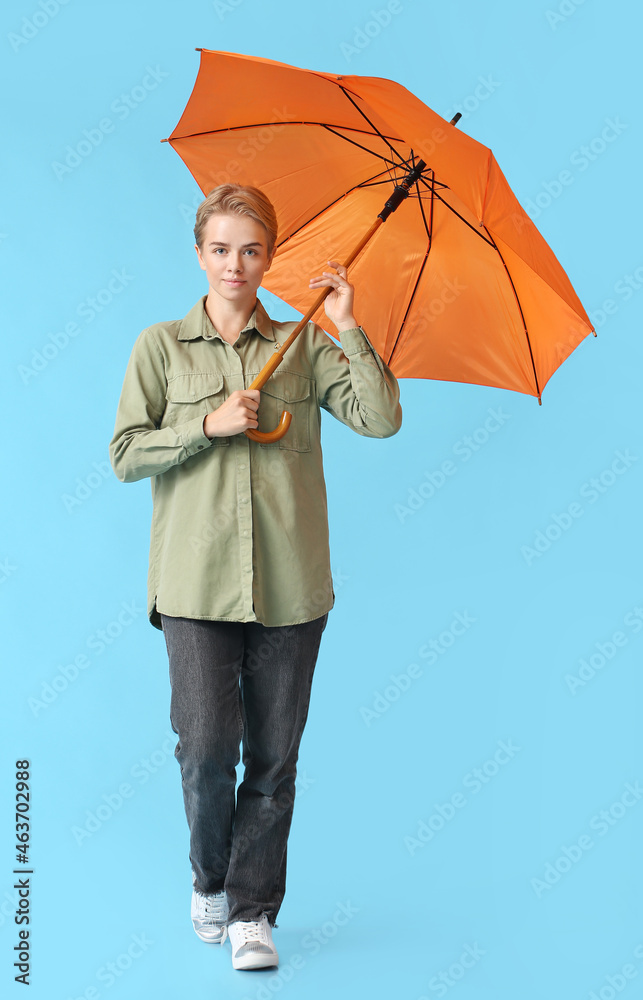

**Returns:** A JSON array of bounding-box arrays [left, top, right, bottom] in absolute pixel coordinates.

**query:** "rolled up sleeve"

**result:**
[[109, 329, 210, 483], [310, 324, 402, 438]]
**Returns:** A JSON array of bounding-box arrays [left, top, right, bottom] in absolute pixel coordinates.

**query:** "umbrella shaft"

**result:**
[[249, 217, 384, 391], [249, 160, 425, 391]]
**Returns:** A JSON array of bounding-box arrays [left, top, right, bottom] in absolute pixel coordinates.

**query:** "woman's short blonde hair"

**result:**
[[194, 184, 278, 258]]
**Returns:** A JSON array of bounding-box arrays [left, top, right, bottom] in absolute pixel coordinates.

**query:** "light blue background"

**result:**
[[2, 1, 642, 997]]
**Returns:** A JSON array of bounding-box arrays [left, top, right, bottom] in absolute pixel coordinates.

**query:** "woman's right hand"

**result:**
[[203, 389, 261, 438]]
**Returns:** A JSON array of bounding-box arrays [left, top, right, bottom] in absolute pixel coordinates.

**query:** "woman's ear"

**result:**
[[195, 243, 206, 270]]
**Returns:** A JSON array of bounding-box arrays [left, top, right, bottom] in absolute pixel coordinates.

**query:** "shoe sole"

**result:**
[[193, 924, 227, 944], [232, 952, 279, 970]]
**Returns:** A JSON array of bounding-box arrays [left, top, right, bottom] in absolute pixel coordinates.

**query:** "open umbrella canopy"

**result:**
[[166, 50, 594, 401]]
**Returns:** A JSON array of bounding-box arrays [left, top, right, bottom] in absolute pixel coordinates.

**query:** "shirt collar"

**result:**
[[177, 296, 276, 343]]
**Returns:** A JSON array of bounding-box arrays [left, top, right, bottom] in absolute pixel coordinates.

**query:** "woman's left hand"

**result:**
[[309, 260, 358, 332]]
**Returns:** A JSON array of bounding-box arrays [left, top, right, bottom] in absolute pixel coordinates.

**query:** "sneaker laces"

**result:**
[[238, 920, 269, 943], [199, 892, 227, 923], [195, 891, 229, 944], [232, 917, 273, 954]]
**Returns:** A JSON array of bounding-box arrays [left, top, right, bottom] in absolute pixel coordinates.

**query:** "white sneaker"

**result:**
[[228, 914, 279, 970], [191, 878, 229, 944]]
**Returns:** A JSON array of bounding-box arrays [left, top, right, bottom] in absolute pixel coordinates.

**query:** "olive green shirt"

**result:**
[[109, 295, 402, 629]]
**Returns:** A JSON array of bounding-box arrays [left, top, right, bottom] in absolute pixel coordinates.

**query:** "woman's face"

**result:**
[[195, 213, 272, 307]]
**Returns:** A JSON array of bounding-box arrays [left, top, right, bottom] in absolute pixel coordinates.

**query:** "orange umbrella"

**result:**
[[165, 49, 594, 413]]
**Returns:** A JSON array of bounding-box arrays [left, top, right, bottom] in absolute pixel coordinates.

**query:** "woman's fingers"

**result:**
[[307, 260, 356, 329], [309, 273, 351, 289], [309, 261, 350, 286], [238, 389, 261, 410]]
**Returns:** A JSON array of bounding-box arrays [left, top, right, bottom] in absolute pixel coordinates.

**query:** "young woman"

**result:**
[[109, 184, 402, 971]]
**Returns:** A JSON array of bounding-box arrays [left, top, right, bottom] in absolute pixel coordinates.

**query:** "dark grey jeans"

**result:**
[[161, 612, 328, 927]]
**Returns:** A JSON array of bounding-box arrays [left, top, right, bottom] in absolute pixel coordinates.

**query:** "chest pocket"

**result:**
[[255, 370, 312, 453], [163, 372, 229, 447]]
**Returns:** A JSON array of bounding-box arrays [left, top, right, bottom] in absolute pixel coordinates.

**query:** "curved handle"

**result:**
[[241, 219, 385, 446], [245, 410, 292, 443]]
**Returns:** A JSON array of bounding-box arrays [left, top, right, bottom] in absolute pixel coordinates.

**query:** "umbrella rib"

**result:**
[[414, 172, 541, 398], [337, 86, 414, 171], [386, 167, 435, 367], [416, 164, 434, 247], [275, 167, 400, 250], [169, 121, 405, 143], [420, 183, 496, 248], [358, 178, 410, 187], [320, 125, 406, 170], [387, 255, 431, 369], [359, 174, 449, 193], [485, 233, 542, 401]]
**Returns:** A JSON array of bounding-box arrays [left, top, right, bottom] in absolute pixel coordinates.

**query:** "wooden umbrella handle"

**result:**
[[244, 410, 292, 444], [245, 216, 384, 443], [244, 293, 324, 443]]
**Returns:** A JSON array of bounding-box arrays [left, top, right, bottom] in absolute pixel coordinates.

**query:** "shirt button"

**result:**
[[243, 530, 249, 537], [239, 464, 246, 470], [241, 497, 248, 504], [197, 445, 204, 450]]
